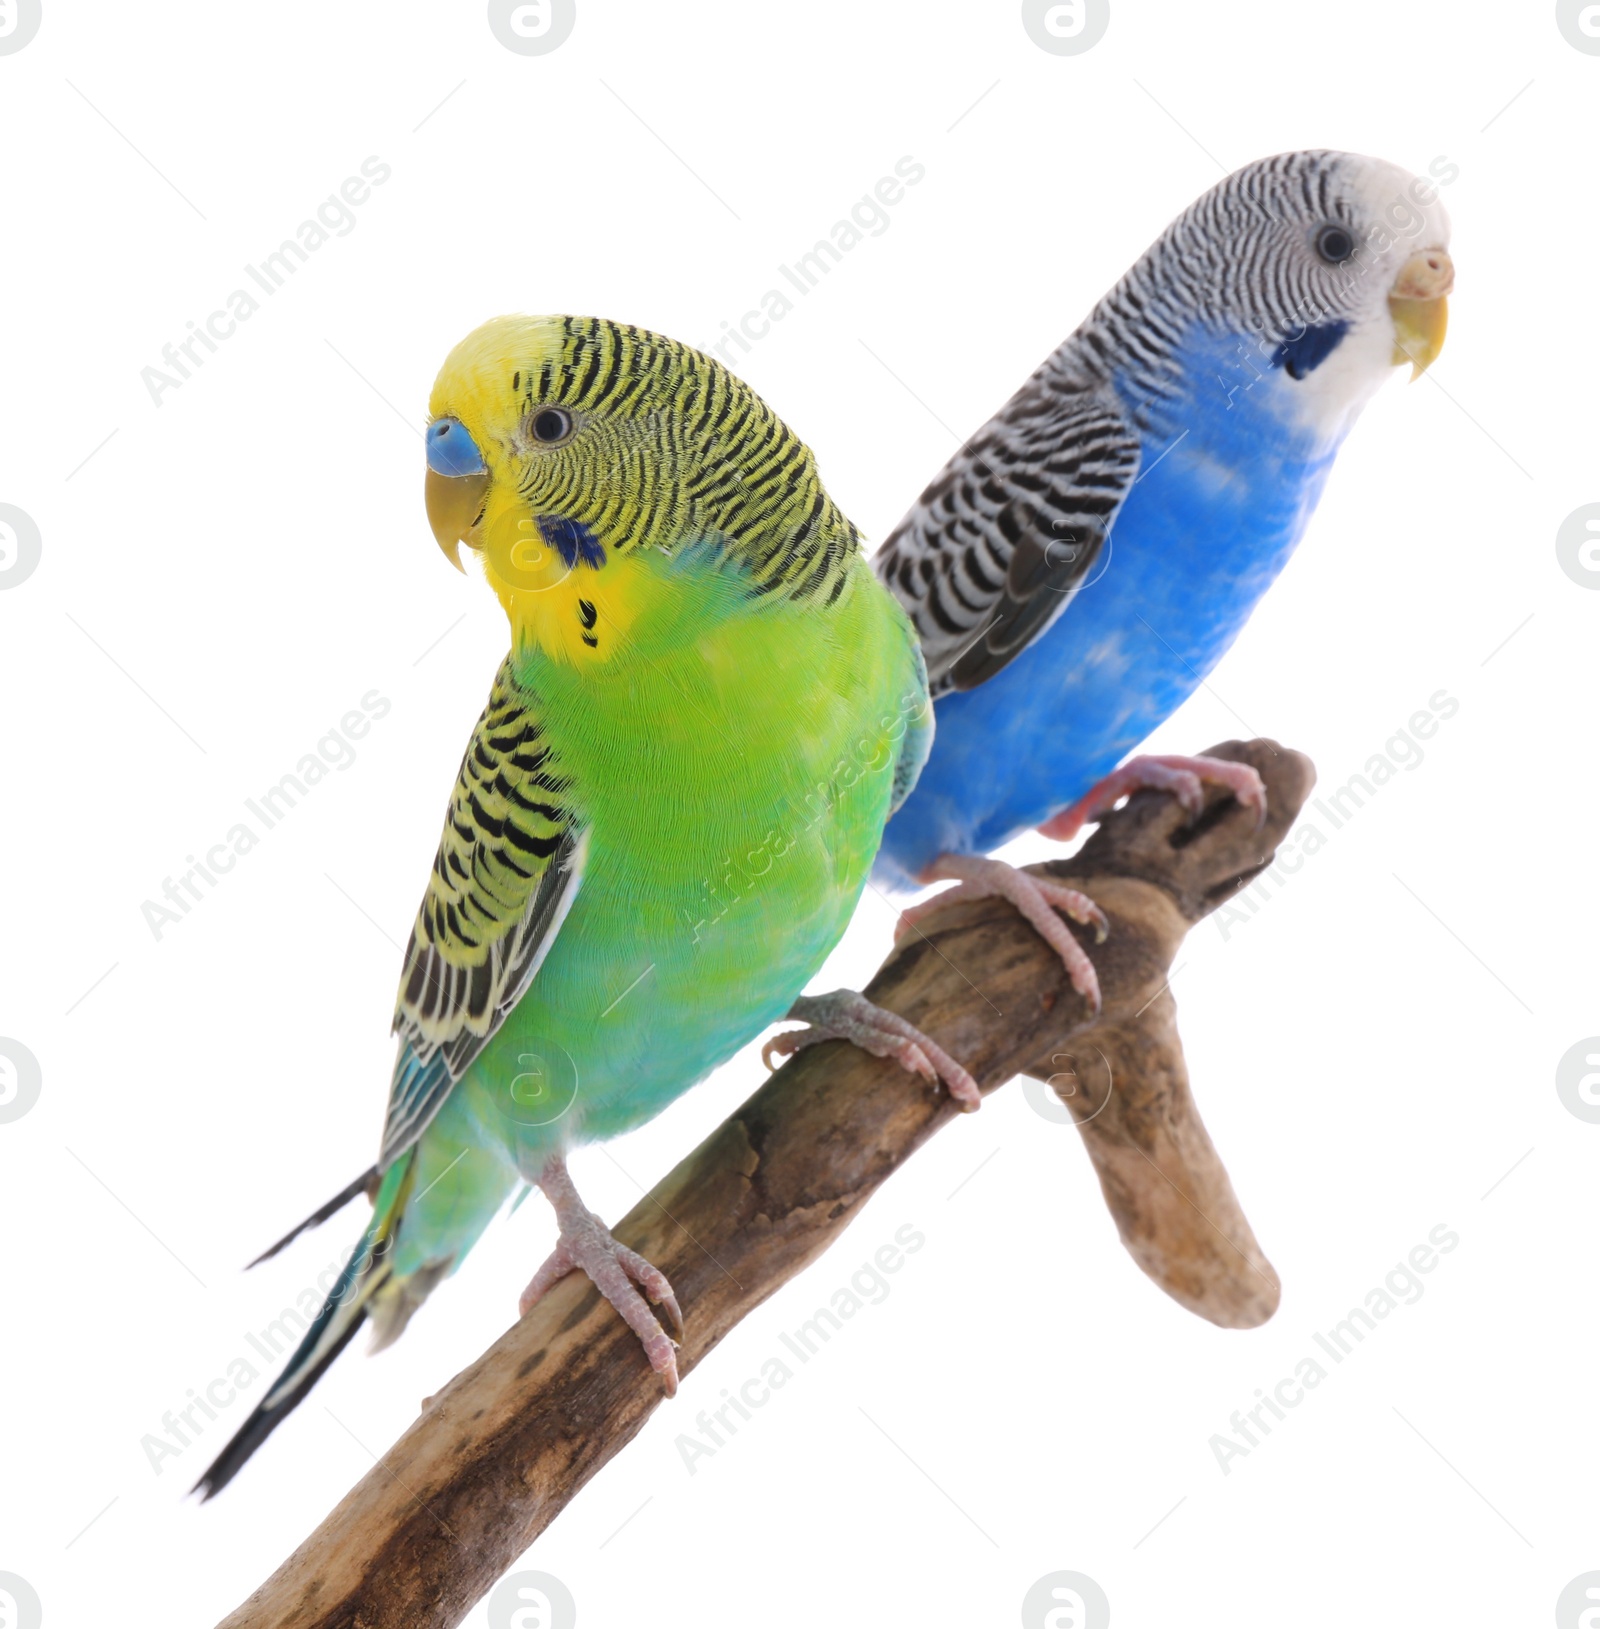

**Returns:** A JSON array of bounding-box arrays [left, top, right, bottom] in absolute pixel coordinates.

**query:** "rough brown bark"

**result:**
[[215, 738, 1314, 1629]]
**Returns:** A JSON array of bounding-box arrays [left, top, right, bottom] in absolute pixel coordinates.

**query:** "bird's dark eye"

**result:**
[[1313, 224, 1356, 265], [531, 408, 573, 444]]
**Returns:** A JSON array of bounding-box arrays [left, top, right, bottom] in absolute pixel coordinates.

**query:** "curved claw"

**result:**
[[761, 1031, 802, 1072], [1038, 753, 1268, 843], [767, 990, 981, 1111]]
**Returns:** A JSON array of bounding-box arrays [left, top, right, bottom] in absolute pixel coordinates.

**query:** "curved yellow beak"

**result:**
[[1388, 249, 1454, 381], [425, 467, 490, 573]]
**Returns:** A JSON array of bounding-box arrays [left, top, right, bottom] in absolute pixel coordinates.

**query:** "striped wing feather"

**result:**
[[876, 379, 1141, 696], [380, 661, 585, 1167]]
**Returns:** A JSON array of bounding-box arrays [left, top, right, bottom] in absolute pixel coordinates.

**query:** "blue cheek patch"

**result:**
[[537, 514, 606, 570], [1272, 320, 1350, 381], [426, 418, 486, 477]]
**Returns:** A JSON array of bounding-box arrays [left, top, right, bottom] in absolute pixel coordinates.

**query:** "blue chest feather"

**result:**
[[876, 329, 1346, 887]]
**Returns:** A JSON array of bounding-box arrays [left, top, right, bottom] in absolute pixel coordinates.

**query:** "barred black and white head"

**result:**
[[877, 151, 1453, 695], [1077, 149, 1454, 440]]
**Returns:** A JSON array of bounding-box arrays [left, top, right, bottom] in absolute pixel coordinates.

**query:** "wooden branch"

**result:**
[[1035, 982, 1281, 1327], [216, 738, 1314, 1629]]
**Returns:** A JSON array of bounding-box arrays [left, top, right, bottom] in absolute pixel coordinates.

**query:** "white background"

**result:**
[[1, 2, 1596, 1624]]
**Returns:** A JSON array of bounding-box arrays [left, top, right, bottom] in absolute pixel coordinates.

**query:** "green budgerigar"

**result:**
[[197, 315, 975, 1497]]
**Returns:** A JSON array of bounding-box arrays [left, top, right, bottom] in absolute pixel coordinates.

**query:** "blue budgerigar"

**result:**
[[873, 151, 1453, 1001]]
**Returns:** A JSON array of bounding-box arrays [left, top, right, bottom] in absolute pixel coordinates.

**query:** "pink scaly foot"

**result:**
[[763, 989, 981, 1112], [1037, 753, 1267, 845], [896, 853, 1109, 1013], [519, 1154, 685, 1395]]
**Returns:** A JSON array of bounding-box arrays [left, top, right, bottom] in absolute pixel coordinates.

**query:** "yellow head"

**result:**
[[424, 315, 858, 665]]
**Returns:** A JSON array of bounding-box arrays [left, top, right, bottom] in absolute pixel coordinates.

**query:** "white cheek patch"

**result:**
[[1273, 313, 1398, 447]]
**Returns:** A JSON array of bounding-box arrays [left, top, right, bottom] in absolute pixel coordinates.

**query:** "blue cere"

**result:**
[[426, 417, 486, 477]]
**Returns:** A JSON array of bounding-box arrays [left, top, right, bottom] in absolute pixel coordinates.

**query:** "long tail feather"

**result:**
[[194, 1157, 412, 1500], [246, 1166, 380, 1268]]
